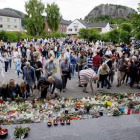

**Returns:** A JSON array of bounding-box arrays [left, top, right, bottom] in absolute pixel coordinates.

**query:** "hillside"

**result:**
[[85, 4, 137, 24], [4, 8, 26, 27]]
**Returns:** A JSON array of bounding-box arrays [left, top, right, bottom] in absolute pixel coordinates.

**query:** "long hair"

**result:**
[[20, 82, 26, 94]]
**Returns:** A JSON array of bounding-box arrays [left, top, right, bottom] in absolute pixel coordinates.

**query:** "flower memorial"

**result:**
[[0, 92, 140, 125]]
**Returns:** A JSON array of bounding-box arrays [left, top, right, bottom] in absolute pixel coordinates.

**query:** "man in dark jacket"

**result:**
[[37, 77, 52, 99]]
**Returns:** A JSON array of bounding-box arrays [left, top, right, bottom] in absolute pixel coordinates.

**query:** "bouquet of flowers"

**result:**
[[14, 126, 30, 139]]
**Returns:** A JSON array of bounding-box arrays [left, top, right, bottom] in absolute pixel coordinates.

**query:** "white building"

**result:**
[[66, 19, 86, 35], [0, 9, 22, 31], [67, 19, 112, 35]]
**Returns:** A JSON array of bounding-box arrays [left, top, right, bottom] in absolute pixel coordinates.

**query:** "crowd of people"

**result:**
[[0, 37, 140, 101]]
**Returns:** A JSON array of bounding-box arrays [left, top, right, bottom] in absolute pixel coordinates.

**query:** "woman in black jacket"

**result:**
[[0, 82, 11, 100]]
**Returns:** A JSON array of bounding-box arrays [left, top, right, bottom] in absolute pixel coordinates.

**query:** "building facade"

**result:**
[[0, 9, 21, 31], [45, 19, 71, 34], [66, 19, 86, 35], [66, 19, 112, 35]]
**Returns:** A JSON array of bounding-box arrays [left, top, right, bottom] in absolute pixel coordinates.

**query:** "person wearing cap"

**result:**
[[79, 68, 98, 93]]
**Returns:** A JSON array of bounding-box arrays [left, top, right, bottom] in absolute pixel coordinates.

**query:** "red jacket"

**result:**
[[93, 55, 101, 68]]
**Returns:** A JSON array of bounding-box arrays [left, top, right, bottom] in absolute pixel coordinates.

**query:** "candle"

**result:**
[[127, 109, 131, 114]]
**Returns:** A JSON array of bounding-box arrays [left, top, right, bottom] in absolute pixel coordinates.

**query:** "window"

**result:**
[[14, 19, 17, 22], [7, 18, 10, 22], [7, 25, 10, 28], [75, 29, 77, 31], [0, 25, 3, 28], [0, 17, 2, 21], [14, 25, 17, 28], [68, 28, 72, 31]]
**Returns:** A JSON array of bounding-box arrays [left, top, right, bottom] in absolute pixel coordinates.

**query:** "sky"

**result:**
[[0, 0, 139, 20]]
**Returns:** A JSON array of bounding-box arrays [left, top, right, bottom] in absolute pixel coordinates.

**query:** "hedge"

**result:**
[[0, 31, 66, 42]]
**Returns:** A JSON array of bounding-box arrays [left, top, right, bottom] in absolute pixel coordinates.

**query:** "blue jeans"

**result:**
[[17, 70, 22, 76], [93, 66, 99, 74], [71, 64, 76, 77]]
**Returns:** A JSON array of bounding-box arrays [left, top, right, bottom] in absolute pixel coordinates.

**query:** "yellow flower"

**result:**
[[104, 101, 112, 107]]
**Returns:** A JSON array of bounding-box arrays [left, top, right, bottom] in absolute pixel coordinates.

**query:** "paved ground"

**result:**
[[0, 43, 139, 99]]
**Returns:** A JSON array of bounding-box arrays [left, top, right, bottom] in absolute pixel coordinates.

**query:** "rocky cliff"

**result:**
[[85, 4, 137, 20]]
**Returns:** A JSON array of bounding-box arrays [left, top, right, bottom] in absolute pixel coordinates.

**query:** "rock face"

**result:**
[[86, 4, 137, 20]]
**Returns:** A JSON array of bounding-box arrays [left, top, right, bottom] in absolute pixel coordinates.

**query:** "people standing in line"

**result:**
[[23, 62, 36, 96]]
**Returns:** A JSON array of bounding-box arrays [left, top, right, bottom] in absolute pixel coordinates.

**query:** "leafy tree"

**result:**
[[88, 28, 100, 42], [138, 3, 140, 12], [79, 28, 90, 39], [45, 3, 61, 32], [79, 28, 100, 41], [108, 29, 120, 43], [25, 0, 45, 36], [120, 23, 133, 32]]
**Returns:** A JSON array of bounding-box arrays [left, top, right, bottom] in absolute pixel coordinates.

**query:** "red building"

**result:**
[[45, 19, 71, 33]]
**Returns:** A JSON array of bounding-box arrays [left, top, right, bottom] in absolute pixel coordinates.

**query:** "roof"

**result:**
[[87, 22, 108, 28], [77, 19, 88, 27], [60, 19, 72, 25], [0, 9, 21, 18]]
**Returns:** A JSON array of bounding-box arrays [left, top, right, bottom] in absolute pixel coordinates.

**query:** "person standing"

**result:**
[[3, 49, 9, 73], [44, 57, 56, 79], [77, 51, 87, 87], [20, 43, 27, 57], [8, 50, 12, 69], [15, 55, 22, 78], [60, 57, 71, 92], [97, 63, 110, 89], [93, 52, 101, 73], [116, 55, 127, 87], [70, 51, 77, 77], [23, 62, 36, 96]]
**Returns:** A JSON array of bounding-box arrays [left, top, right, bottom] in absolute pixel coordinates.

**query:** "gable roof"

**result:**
[[77, 19, 88, 27], [87, 22, 108, 28], [0, 9, 21, 18], [60, 19, 72, 25]]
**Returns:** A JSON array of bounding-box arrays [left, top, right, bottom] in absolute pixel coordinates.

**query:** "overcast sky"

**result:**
[[0, 0, 139, 20]]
